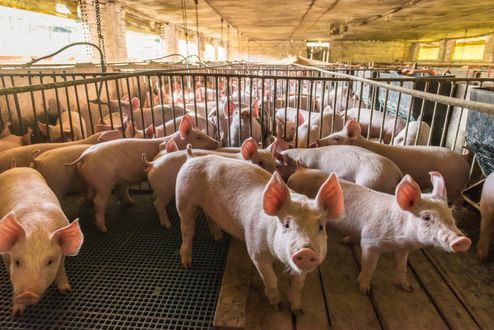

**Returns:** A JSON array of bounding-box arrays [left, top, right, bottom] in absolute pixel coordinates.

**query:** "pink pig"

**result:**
[[0, 168, 83, 316], [0, 122, 32, 154]]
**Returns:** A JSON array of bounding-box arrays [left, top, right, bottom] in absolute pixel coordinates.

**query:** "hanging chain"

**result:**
[[181, 0, 189, 55], [80, 1, 93, 58], [220, 18, 223, 48], [194, 0, 199, 55], [93, 0, 107, 62], [226, 24, 230, 59]]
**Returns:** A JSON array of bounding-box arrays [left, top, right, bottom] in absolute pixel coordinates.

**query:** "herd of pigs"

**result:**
[[0, 82, 493, 319]]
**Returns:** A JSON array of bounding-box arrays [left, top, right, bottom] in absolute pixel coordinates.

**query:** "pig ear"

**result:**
[[130, 97, 140, 111], [295, 158, 303, 170], [121, 95, 129, 102], [1, 122, 11, 138], [429, 171, 448, 202], [0, 211, 26, 253], [145, 124, 155, 138], [346, 119, 361, 139], [395, 175, 422, 211], [316, 173, 344, 220], [252, 99, 259, 117], [38, 121, 49, 136], [223, 101, 235, 116], [297, 112, 305, 125], [97, 130, 122, 142], [241, 138, 258, 160], [22, 127, 33, 145], [50, 219, 84, 256], [263, 172, 291, 216], [165, 139, 179, 153], [179, 115, 194, 139]]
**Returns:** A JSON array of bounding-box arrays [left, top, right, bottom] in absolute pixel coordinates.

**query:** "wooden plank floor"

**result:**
[[215, 207, 494, 329]]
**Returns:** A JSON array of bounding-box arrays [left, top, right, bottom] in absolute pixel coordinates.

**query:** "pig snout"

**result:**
[[14, 290, 39, 306], [450, 236, 472, 253], [292, 248, 320, 271]]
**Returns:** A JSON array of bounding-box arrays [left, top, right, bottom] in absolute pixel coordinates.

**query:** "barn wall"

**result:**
[[242, 40, 307, 62], [329, 40, 413, 63]]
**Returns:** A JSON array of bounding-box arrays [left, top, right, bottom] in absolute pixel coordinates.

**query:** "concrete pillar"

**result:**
[[197, 33, 206, 59], [79, 0, 127, 62], [161, 24, 179, 56], [483, 35, 494, 63], [213, 40, 219, 61], [443, 40, 456, 61], [437, 39, 447, 61]]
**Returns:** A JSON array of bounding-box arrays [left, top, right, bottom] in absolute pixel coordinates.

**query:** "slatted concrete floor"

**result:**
[[0, 192, 229, 329], [215, 207, 494, 329]]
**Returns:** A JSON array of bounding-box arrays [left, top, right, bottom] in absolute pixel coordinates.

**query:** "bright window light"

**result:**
[[0, 5, 90, 63], [204, 43, 215, 61], [307, 41, 330, 48], [452, 37, 486, 61], [217, 45, 226, 60], [55, 3, 71, 15], [417, 43, 439, 60], [178, 39, 198, 57], [126, 30, 163, 61]]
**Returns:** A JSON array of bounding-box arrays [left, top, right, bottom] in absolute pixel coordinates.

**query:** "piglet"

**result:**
[[275, 108, 308, 142], [146, 113, 214, 138], [0, 168, 83, 316], [295, 112, 343, 148], [287, 166, 471, 294], [145, 138, 278, 228], [31, 145, 92, 200], [277, 144, 403, 194], [316, 119, 470, 210], [393, 118, 431, 146], [0, 123, 32, 153], [477, 172, 494, 261], [227, 99, 262, 147], [38, 111, 87, 142], [0, 130, 122, 173], [176, 154, 343, 312], [67, 114, 220, 233]]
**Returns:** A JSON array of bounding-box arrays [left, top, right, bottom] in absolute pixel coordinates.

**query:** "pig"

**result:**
[[207, 100, 235, 146], [339, 108, 406, 144], [30, 145, 92, 200], [294, 112, 344, 148], [326, 86, 362, 113], [277, 145, 403, 194], [175, 154, 343, 312], [287, 167, 471, 294], [477, 172, 494, 261], [275, 108, 308, 142], [95, 113, 129, 135], [0, 123, 32, 154], [38, 111, 87, 142], [67, 114, 220, 233], [316, 120, 470, 209], [0, 130, 122, 173], [275, 95, 320, 112], [146, 113, 214, 138], [227, 99, 262, 147], [145, 138, 278, 228], [393, 118, 431, 146], [0, 168, 84, 316]]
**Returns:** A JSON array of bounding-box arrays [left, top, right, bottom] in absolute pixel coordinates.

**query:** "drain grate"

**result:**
[[0, 193, 230, 329]]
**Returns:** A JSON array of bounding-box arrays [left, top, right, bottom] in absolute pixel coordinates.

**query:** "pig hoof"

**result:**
[[57, 283, 72, 295], [291, 307, 304, 315], [95, 224, 108, 233], [269, 302, 282, 311], [476, 248, 488, 262], [123, 199, 136, 205], [11, 304, 26, 317], [160, 220, 172, 229], [396, 281, 413, 292]]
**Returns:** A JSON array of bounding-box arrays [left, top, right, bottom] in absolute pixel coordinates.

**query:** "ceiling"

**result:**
[[124, 0, 494, 43]]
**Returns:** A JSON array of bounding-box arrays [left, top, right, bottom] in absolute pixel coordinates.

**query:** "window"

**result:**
[[217, 45, 226, 61], [204, 43, 215, 61], [126, 31, 163, 61], [452, 37, 486, 61], [178, 39, 198, 58], [417, 43, 440, 61], [0, 5, 89, 63]]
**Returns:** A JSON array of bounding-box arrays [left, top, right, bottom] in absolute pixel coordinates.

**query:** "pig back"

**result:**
[[0, 168, 67, 232]]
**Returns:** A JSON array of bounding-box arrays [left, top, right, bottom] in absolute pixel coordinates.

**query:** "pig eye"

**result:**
[[47, 259, 54, 266], [319, 224, 324, 232], [422, 213, 432, 221], [283, 220, 290, 229], [258, 161, 265, 168], [334, 137, 340, 141], [197, 136, 202, 140], [14, 259, 20, 267]]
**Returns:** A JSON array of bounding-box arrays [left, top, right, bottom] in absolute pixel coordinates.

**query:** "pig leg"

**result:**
[[115, 184, 135, 205], [178, 200, 198, 268], [92, 188, 112, 233], [55, 257, 71, 294], [358, 247, 380, 295], [477, 213, 494, 261], [11, 300, 27, 317], [287, 273, 306, 314], [205, 215, 223, 241], [251, 256, 281, 308], [153, 197, 171, 228], [393, 251, 413, 292]]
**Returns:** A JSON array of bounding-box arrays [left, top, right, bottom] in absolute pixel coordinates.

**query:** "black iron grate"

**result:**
[[0, 193, 229, 329]]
